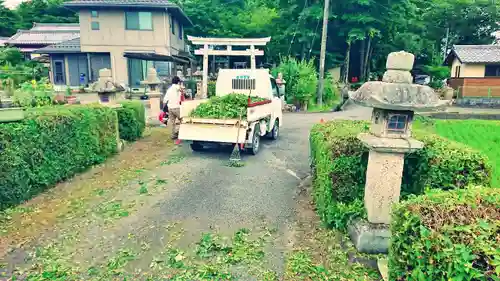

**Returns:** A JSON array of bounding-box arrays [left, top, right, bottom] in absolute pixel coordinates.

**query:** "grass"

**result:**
[[415, 118, 500, 186]]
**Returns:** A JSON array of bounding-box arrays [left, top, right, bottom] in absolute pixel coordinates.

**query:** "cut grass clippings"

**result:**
[[285, 178, 381, 281], [14, 228, 277, 280]]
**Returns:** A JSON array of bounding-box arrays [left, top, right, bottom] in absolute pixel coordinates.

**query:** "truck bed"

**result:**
[[178, 99, 271, 144]]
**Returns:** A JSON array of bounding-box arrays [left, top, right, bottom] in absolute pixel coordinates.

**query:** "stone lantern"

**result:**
[[141, 68, 162, 94], [347, 51, 449, 255], [88, 68, 124, 104]]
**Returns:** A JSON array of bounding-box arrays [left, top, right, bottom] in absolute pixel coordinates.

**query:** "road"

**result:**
[[2, 106, 372, 279]]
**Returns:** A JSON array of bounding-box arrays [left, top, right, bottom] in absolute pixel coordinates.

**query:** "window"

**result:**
[[91, 10, 98, 18], [91, 21, 100, 30], [170, 17, 175, 34], [485, 65, 500, 77], [455, 65, 461, 78], [387, 114, 408, 133], [53, 61, 65, 85], [125, 11, 153, 30], [178, 23, 182, 39]]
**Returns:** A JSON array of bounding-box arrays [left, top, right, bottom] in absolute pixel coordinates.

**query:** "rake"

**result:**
[[228, 112, 244, 167]]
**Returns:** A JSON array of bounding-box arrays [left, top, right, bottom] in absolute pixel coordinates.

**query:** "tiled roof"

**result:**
[[34, 37, 81, 53], [65, 0, 173, 6], [452, 45, 500, 63], [64, 0, 192, 25], [6, 30, 80, 46], [31, 23, 80, 32]]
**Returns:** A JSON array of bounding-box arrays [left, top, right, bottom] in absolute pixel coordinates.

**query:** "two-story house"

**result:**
[[35, 0, 192, 89]]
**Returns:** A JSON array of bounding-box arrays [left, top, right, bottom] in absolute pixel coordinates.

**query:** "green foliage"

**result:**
[[13, 79, 54, 107], [207, 80, 216, 98], [116, 100, 145, 142], [0, 49, 49, 93], [323, 73, 338, 105], [272, 57, 317, 107], [0, 105, 118, 210], [423, 64, 450, 89], [14, 0, 77, 30], [0, 48, 23, 66], [190, 93, 265, 119], [309, 120, 492, 230], [389, 187, 500, 281]]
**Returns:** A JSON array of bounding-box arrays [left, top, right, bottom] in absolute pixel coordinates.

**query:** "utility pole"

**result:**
[[317, 0, 330, 107], [443, 27, 450, 61]]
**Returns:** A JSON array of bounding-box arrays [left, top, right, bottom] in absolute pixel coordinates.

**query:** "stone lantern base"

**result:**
[[348, 133, 423, 254], [348, 219, 391, 254]]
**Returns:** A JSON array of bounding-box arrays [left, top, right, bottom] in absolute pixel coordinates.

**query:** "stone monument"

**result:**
[[347, 51, 449, 254], [141, 68, 162, 94], [88, 68, 124, 104], [139, 68, 163, 119]]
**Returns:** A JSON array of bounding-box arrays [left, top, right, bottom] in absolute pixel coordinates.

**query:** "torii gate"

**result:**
[[187, 36, 271, 98]]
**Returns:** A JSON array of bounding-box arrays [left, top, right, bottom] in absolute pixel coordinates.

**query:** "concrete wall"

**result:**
[[451, 58, 486, 78], [463, 64, 486, 78], [79, 8, 185, 85]]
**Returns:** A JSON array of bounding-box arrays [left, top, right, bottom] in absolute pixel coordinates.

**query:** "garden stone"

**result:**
[[347, 219, 390, 254], [382, 69, 412, 84], [385, 51, 414, 71]]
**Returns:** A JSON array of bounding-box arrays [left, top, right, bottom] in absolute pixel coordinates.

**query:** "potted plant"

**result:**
[[65, 87, 77, 104]]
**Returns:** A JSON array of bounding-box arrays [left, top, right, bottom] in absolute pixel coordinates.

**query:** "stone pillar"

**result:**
[[250, 45, 256, 70], [201, 44, 209, 99], [364, 151, 404, 224]]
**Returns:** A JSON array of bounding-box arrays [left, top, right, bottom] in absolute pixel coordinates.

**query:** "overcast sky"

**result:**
[[4, 0, 25, 9]]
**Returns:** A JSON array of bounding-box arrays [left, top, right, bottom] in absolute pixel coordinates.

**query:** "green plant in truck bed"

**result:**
[[190, 93, 266, 119]]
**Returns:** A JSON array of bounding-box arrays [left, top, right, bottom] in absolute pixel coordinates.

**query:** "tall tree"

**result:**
[[0, 0, 19, 37]]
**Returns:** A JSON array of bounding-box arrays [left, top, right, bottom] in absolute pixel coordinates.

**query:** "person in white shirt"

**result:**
[[163, 76, 182, 139]]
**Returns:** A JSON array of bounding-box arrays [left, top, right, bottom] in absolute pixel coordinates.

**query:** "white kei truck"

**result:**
[[178, 69, 284, 155]]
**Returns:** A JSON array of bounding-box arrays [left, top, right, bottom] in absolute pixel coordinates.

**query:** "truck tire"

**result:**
[[249, 124, 260, 155], [269, 119, 279, 140], [190, 141, 203, 152]]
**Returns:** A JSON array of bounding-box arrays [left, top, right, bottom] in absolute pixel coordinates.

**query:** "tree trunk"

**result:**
[[363, 36, 372, 80], [359, 39, 366, 81], [341, 42, 351, 84], [317, 0, 330, 107]]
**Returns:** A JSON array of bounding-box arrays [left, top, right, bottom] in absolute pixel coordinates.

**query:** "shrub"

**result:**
[[116, 100, 145, 142], [389, 187, 500, 281], [272, 56, 317, 108], [207, 80, 216, 98], [309, 120, 491, 230], [0, 105, 118, 210]]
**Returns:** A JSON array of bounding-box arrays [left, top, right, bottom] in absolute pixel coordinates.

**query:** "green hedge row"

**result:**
[[309, 120, 492, 230], [0, 105, 118, 210], [116, 100, 145, 141], [390, 187, 500, 280]]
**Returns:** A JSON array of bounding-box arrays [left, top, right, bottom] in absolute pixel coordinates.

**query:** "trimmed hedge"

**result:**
[[116, 100, 145, 141], [309, 120, 491, 230], [0, 105, 118, 210], [389, 187, 500, 280]]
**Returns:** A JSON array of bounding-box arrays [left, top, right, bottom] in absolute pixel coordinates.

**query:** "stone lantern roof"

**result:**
[[349, 51, 450, 111]]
